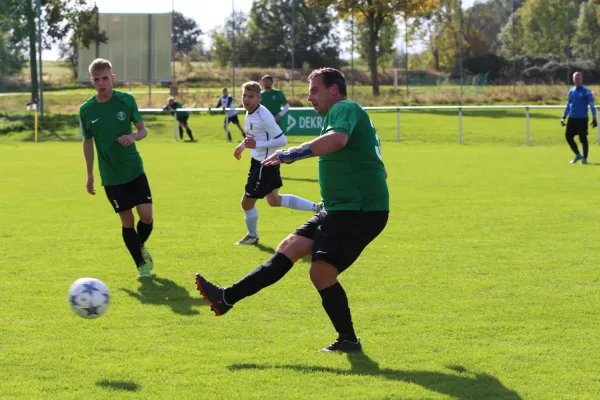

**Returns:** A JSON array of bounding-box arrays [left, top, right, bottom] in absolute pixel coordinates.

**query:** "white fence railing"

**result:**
[[140, 105, 600, 145]]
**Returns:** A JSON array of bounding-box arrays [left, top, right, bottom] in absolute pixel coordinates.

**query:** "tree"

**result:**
[[246, 0, 341, 69], [58, 4, 107, 78], [210, 11, 254, 67], [518, 0, 580, 58], [573, 1, 600, 60], [498, 9, 525, 59], [172, 12, 202, 56], [355, 16, 398, 71], [307, 0, 440, 95]]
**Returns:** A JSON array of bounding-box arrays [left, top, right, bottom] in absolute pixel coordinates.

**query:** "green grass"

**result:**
[[2, 114, 600, 398]]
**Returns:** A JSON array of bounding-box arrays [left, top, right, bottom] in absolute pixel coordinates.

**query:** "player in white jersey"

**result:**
[[233, 81, 321, 245], [215, 88, 245, 141]]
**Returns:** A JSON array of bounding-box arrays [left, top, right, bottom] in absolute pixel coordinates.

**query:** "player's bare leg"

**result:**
[[236, 195, 259, 245], [310, 260, 361, 353], [118, 209, 150, 277], [136, 203, 154, 270], [265, 189, 321, 212], [196, 234, 313, 315]]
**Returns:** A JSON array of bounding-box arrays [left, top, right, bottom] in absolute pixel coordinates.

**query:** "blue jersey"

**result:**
[[563, 86, 596, 119]]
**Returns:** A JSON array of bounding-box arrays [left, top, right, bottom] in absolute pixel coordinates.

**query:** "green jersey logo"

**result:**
[[117, 112, 127, 121]]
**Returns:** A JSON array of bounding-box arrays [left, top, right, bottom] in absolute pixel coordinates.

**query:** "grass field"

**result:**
[[2, 113, 600, 399]]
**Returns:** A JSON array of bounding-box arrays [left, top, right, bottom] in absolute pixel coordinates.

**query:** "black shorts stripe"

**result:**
[[274, 132, 284, 139]]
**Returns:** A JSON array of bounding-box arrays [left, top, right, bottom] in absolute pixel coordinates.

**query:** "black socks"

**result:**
[[318, 282, 357, 342], [224, 252, 294, 305]]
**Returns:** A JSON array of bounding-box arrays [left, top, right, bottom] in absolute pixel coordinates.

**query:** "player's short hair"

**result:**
[[242, 81, 262, 94], [261, 75, 273, 82], [223, 87, 228, 91], [308, 68, 347, 96], [88, 58, 112, 74], [168, 97, 174, 101]]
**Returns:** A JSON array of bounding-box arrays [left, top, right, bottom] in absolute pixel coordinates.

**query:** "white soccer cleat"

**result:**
[[235, 234, 259, 245]]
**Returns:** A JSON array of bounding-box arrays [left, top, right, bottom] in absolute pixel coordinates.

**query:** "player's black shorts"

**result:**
[[566, 117, 588, 137], [244, 158, 282, 199], [226, 114, 240, 125], [104, 173, 152, 213], [294, 210, 389, 273], [177, 116, 189, 124]]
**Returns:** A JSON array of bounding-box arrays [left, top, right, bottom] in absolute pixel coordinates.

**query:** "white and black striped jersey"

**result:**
[[216, 95, 237, 117], [245, 105, 287, 161]]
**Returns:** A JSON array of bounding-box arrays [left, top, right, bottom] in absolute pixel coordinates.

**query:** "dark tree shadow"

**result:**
[[281, 176, 319, 183], [121, 276, 207, 316], [255, 243, 311, 263], [96, 380, 141, 392], [228, 352, 521, 400]]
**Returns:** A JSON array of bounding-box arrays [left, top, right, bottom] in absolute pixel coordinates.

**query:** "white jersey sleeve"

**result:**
[[245, 105, 285, 161]]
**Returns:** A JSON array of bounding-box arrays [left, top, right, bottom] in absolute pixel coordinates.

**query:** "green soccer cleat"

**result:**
[[141, 246, 154, 270], [570, 154, 583, 164], [582, 158, 589, 165], [137, 263, 152, 278]]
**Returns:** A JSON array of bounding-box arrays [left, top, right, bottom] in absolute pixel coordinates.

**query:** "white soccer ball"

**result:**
[[68, 277, 110, 319]]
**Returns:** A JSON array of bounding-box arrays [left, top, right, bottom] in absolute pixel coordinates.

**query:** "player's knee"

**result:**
[[309, 261, 338, 290], [266, 194, 281, 207], [277, 234, 312, 263], [119, 210, 135, 228], [240, 198, 255, 211]]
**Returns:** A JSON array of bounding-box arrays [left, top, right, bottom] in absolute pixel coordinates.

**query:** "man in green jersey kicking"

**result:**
[[80, 58, 155, 279], [195, 68, 389, 352]]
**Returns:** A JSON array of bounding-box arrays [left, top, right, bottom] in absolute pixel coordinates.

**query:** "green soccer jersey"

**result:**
[[260, 89, 287, 117], [80, 90, 145, 186], [167, 101, 189, 118], [318, 99, 389, 212]]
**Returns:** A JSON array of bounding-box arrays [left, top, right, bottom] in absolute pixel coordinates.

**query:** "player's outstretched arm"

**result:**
[[262, 132, 348, 166], [83, 138, 95, 195]]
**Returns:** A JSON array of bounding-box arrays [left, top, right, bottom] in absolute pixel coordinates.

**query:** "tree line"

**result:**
[[1, 0, 600, 101]]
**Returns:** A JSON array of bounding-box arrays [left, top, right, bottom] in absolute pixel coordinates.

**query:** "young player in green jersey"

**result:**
[[80, 58, 155, 279], [163, 97, 195, 141], [260, 75, 289, 123], [196, 68, 389, 353]]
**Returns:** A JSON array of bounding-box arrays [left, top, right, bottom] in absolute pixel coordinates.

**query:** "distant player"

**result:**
[[260, 75, 289, 123], [80, 58, 154, 278], [195, 68, 389, 353], [561, 72, 597, 164], [163, 97, 195, 141], [233, 81, 321, 245], [215, 88, 245, 141]]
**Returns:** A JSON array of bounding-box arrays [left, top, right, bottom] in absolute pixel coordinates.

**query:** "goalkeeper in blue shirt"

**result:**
[[561, 72, 597, 164]]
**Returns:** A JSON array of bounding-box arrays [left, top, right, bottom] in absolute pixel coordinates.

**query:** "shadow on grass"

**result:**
[[229, 352, 521, 400], [96, 379, 141, 392], [121, 276, 207, 316], [281, 176, 319, 183]]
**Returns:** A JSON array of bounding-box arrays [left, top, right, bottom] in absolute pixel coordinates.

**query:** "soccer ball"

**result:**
[[68, 277, 110, 319]]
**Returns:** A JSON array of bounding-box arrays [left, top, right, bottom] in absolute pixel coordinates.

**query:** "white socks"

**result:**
[[244, 207, 259, 237], [281, 194, 319, 212]]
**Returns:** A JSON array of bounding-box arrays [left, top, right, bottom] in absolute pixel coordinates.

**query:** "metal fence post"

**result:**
[[396, 108, 400, 142], [526, 106, 530, 145], [173, 111, 178, 141], [458, 107, 463, 144]]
